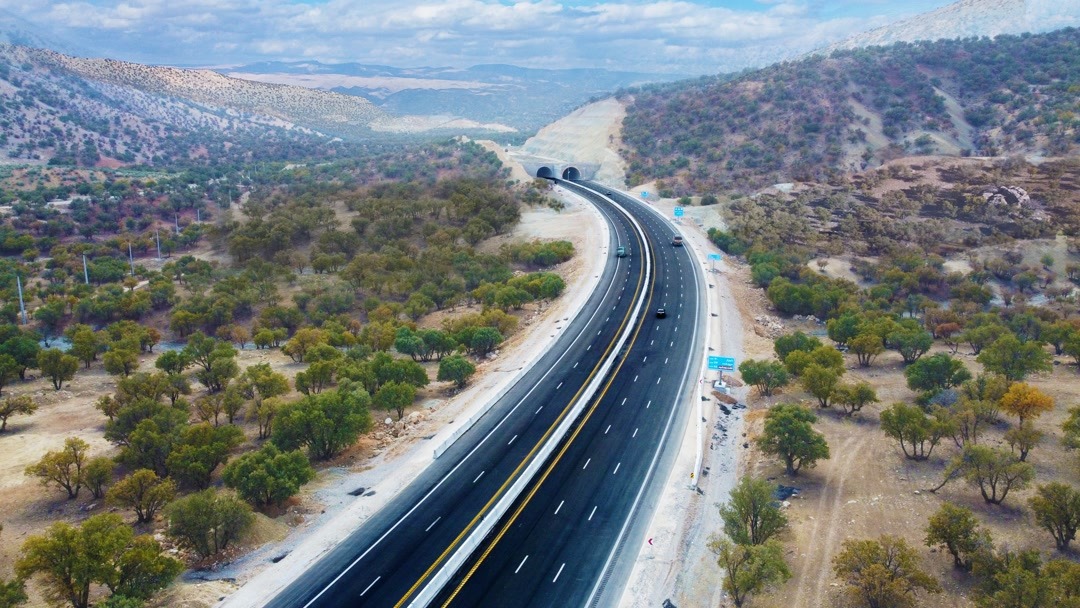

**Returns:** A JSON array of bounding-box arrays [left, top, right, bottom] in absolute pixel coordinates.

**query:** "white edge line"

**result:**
[[584, 188, 706, 608], [407, 182, 654, 608], [294, 199, 628, 608]]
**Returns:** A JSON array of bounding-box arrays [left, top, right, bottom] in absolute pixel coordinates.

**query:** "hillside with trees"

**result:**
[[621, 28, 1080, 195], [0, 136, 580, 606]]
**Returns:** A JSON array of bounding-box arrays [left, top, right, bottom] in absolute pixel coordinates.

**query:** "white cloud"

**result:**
[[1, 0, 1031, 74]]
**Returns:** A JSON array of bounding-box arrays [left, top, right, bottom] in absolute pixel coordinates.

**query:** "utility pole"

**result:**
[[128, 242, 135, 277], [16, 274, 26, 325], [155, 229, 162, 260], [82, 254, 89, 285]]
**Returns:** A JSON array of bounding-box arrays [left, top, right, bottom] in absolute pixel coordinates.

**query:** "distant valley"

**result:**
[[218, 61, 683, 135]]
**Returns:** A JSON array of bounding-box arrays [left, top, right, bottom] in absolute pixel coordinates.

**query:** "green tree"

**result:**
[[0, 577, 26, 607], [222, 444, 315, 508], [251, 397, 281, 441], [975, 550, 1080, 608], [719, 476, 788, 546], [784, 346, 844, 377], [1028, 482, 1080, 551], [164, 489, 253, 559], [282, 327, 328, 363], [1003, 421, 1042, 462], [37, 348, 78, 391], [15, 514, 181, 608], [961, 445, 1035, 505], [905, 353, 972, 395], [295, 360, 335, 395], [0, 353, 19, 396], [153, 350, 189, 375], [272, 385, 373, 460], [849, 333, 884, 367], [756, 404, 829, 475], [165, 423, 245, 489], [67, 326, 102, 369], [711, 538, 791, 608], [419, 329, 458, 361], [103, 346, 140, 378], [82, 456, 114, 500], [469, 326, 503, 356], [374, 381, 416, 420], [0, 395, 36, 432], [880, 403, 949, 461], [116, 419, 177, 477], [950, 397, 998, 447], [193, 346, 238, 393], [238, 363, 289, 410], [106, 469, 177, 524], [801, 364, 842, 408], [833, 382, 879, 417], [774, 331, 822, 362], [888, 328, 934, 364], [25, 437, 90, 499], [437, 354, 476, 389], [394, 327, 427, 361], [960, 324, 1007, 356], [833, 535, 941, 608], [827, 313, 862, 346], [737, 359, 789, 397], [0, 334, 40, 380], [924, 502, 991, 570], [977, 335, 1052, 382]]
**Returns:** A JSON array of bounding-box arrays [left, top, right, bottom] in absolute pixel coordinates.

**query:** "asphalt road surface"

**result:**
[[432, 181, 703, 608], [265, 182, 655, 608]]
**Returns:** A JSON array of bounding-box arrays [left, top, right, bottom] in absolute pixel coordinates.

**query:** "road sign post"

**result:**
[[707, 252, 722, 273], [673, 206, 684, 218]]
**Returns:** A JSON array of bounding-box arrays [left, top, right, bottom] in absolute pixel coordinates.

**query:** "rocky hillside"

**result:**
[[28, 47, 390, 138], [821, 0, 1080, 55], [621, 27, 1080, 195], [0, 44, 385, 167]]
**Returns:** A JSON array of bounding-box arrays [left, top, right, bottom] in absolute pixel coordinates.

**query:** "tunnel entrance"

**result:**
[[561, 166, 581, 180], [536, 166, 555, 179]]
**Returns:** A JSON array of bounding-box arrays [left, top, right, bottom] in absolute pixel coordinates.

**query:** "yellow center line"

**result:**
[[393, 207, 650, 608], [437, 222, 658, 606]]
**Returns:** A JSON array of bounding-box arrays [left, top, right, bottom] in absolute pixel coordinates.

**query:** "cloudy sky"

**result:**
[[2, 0, 967, 74]]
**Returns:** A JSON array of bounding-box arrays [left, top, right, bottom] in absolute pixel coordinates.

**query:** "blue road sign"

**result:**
[[641, 192, 649, 198], [707, 253, 722, 261], [713, 356, 736, 371], [673, 207, 685, 217]]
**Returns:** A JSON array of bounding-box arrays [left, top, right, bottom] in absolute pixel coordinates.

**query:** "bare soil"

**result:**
[[741, 341, 1080, 608]]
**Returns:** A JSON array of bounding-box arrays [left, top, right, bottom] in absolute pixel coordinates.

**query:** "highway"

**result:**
[[264, 182, 656, 608], [432, 180, 703, 607]]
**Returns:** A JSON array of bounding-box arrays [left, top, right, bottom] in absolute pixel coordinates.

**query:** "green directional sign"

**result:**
[[674, 207, 685, 217]]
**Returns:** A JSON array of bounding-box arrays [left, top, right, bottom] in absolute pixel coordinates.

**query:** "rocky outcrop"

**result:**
[[983, 185, 1030, 207]]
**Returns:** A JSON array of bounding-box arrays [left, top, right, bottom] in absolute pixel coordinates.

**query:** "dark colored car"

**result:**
[[655, 308, 666, 318]]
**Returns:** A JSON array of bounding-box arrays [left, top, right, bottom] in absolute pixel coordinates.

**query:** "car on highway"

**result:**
[[672, 234, 684, 246], [616, 246, 627, 257], [655, 307, 666, 318]]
